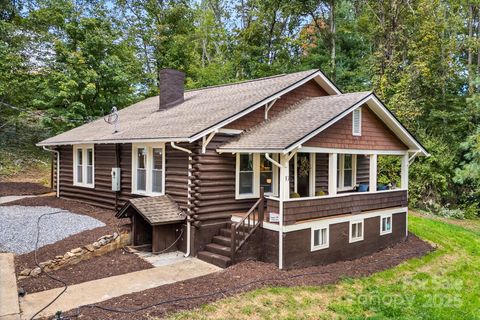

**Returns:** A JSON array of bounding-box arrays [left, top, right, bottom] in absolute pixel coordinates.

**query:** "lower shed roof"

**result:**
[[116, 195, 186, 226]]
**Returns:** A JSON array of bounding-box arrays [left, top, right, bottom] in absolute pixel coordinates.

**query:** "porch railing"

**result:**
[[231, 188, 264, 263]]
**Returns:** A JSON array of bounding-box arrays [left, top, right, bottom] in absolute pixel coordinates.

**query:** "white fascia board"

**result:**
[[36, 137, 189, 147], [189, 70, 341, 143], [283, 94, 373, 154], [283, 94, 428, 156], [262, 207, 408, 233], [216, 148, 285, 154], [367, 95, 429, 157], [298, 147, 408, 155]]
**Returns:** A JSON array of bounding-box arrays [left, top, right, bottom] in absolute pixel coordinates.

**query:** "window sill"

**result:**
[[349, 237, 364, 243], [73, 183, 95, 189], [131, 191, 165, 197], [235, 194, 259, 200], [380, 230, 392, 236], [311, 244, 329, 251]]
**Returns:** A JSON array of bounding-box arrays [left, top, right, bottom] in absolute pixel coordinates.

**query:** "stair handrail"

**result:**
[[231, 188, 264, 263]]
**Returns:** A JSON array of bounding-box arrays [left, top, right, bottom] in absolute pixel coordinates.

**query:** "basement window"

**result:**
[[349, 220, 364, 243], [73, 145, 94, 188], [311, 226, 329, 251], [352, 108, 362, 136], [380, 214, 392, 235], [132, 143, 165, 196]]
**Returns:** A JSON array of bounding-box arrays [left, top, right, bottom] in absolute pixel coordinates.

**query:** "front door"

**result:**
[[296, 153, 311, 197]]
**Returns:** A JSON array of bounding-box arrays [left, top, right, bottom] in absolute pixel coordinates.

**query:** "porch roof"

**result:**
[[116, 195, 186, 226], [218, 92, 372, 152], [217, 92, 429, 156]]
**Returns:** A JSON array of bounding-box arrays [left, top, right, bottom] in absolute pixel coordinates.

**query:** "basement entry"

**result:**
[[116, 195, 186, 253]]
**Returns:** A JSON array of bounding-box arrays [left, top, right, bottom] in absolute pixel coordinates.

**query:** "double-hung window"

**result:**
[[349, 220, 364, 243], [380, 214, 393, 235], [337, 154, 356, 191], [73, 145, 94, 188], [311, 225, 329, 251], [132, 144, 165, 195], [236, 153, 277, 199]]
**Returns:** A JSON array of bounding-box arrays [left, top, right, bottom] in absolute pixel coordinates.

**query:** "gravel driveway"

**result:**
[[0, 206, 105, 254]]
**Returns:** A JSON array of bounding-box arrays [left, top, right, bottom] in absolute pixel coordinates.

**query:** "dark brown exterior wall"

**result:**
[[283, 190, 407, 225], [283, 212, 407, 268], [304, 106, 408, 150], [55, 143, 189, 211], [225, 80, 327, 130]]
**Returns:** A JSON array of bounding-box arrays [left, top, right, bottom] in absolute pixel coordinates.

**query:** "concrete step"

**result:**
[[212, 235, 231, 247], [197, 251, 231, 268], [205, 243, 231, 256]]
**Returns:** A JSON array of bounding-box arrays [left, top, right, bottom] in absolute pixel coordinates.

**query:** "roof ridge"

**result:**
[[185, 69, 319, 93]]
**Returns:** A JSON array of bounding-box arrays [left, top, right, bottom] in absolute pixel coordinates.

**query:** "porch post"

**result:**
[[401, 153, 409, 189], [369, 154, 377, 192], [328, 153, 337, 196]]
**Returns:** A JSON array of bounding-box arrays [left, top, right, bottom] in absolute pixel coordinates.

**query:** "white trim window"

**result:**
[[73, 145, 94, 188], [132, 143, 165, 196], [380, 214, 393, 235], [349, 219, 364, 243], [337, 154, 356, 191], [352, 108, 362, 136], [236, 153, 278, 199], [311, 225, 329, 251]]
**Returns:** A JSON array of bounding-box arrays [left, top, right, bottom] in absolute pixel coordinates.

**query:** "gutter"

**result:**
[[170, 142, 193, 257], [42, 146, 60, 197]]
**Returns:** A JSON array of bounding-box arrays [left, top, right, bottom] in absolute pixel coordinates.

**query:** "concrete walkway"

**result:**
[[0, 253, 20, 320], [20, 258, 220, 319], [0, 196, 36, 205]]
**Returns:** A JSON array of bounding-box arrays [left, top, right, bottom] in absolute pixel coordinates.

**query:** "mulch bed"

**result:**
[[18, 249, 153, 294], [60, 233, 434, 320], [0, 196, 127, 275], [0, 182, 52, 196]]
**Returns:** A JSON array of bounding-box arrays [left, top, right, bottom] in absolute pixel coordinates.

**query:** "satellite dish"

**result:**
[[104, 106, 119, 133]]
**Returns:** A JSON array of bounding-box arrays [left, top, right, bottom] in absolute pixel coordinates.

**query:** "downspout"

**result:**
[[170, 142, 193, 257], [43, 146, 60, 197], [265, 153, 285, 269]]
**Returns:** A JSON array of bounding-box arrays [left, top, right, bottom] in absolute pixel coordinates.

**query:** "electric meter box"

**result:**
[[111, 167, 121, 191]]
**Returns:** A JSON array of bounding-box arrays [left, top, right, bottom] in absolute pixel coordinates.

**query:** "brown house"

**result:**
[[38, 69, 428, 269]]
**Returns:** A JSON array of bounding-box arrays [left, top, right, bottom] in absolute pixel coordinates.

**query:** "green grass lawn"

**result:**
[[169, 214, 480, 320]]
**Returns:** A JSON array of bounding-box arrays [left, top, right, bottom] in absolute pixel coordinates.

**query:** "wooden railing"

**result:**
[[231, 188, 264, 263]]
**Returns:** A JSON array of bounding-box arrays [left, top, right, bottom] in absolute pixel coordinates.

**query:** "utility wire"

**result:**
[[65, 242, 421, 319], [29, 210, 69, 320]]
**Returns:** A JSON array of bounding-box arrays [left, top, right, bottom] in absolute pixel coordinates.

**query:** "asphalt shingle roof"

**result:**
[[218, 92, 372, 151], [116, 195, 186, 225], [38, 69, 322, 146]]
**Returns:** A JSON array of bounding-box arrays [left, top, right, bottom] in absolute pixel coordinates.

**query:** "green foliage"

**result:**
[[1, 0, 480, 217]]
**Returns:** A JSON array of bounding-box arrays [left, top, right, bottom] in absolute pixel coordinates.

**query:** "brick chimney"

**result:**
[[159, 69, 185, 110]]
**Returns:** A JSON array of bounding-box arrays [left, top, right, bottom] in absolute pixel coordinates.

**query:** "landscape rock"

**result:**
[[84, 244, 95, 252], [71, 247, 83, 254], [19, 268, 32, 276], [30, 267, 41, 277]]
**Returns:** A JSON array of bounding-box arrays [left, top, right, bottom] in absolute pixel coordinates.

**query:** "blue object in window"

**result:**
[[377, 184, 389, 191], [358, 183, 369, 192]]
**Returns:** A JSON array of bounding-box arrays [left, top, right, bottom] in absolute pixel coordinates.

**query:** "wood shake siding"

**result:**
[[283, 190, 407, 225], [304, 106, 408, 150], [283, 212, 407, 268], [225, 80, 327, 130]]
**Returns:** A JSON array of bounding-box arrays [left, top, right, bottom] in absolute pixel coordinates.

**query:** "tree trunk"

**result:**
[[330, 0, 336, 80]]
